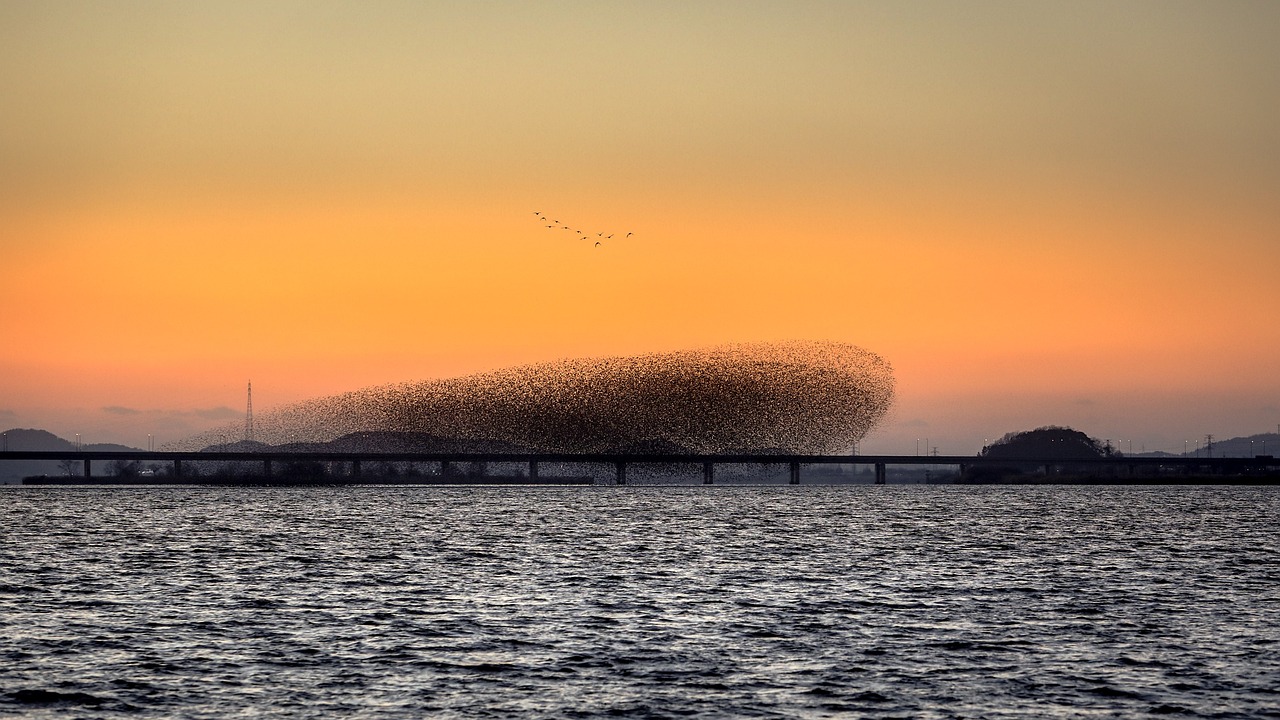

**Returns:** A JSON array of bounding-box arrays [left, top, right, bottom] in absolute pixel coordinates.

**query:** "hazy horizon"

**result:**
[[4, 368, 1277, 458]]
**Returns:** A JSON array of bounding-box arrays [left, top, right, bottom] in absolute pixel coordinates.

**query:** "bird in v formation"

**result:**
[[533, 211, 633, 248]]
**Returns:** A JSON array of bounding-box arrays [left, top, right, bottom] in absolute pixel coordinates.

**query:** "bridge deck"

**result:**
[[6, 448, 1277, 488]]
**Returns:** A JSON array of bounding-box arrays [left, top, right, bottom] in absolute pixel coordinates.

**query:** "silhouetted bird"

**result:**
[[626, 232, 632, 238], [595, 242, 601, 247]]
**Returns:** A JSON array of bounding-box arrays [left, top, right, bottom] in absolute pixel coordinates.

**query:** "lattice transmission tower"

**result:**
[[245, 381, 254, 444]]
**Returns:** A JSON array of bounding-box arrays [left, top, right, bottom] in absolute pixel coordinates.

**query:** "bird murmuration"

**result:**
[[182, 341, 895, 454]]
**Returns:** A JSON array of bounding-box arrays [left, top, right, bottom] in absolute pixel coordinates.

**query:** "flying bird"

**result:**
[[531, 211, 635, 250]]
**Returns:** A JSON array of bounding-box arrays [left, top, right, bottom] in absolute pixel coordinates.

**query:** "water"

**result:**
[[2, 485, 1277, 718]]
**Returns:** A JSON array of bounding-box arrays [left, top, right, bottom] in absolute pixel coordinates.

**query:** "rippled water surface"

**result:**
[[2, 485, 1278, 718]]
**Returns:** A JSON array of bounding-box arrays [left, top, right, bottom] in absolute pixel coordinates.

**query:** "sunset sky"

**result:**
[[2, 1, 1278, 454]]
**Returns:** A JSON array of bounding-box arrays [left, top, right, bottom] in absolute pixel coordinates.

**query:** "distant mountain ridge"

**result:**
[[0, 428, 139, 453], [0, 428, 141, 483], [1132, 433, 1279, 459], [200, 431, 698, 456], [6, 427, 1276, 460], [200, 431, 532, 454], [4, 427, 1277, 483]]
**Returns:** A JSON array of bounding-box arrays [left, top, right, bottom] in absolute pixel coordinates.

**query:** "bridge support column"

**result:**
[[173, 459, 182, 478], [352, 460, 361, 478], [703, 461, 714, 485], [263, 459, 272, 477], [84, 458, 91, 479], [615, 461, 626, 486], [789, 461, 800, 485], [874, 463, 886, 484], [529, 460, 539, 481]]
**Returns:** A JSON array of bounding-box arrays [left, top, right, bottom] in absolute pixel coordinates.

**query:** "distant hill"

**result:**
[[204, 431, 540, 455], [0, 428, 141, 483], [959, 426, 1280, 483], [200, 431, 709, 456], [1133, 433, 1279, 459], [975, 427, 1279, 461], [0, 428, 138, 454], [2, 428, 69, 452], [980, 426, 1110, 461]]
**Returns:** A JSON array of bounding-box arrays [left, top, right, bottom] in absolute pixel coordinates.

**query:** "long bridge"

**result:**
[[4, 450, 1278, 484]]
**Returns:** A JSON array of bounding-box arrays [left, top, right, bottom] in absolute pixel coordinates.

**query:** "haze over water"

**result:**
[[3, 485, 1276, 718]]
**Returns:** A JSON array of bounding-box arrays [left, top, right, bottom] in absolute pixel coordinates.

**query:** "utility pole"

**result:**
[[1204, 434, 1214, 459]]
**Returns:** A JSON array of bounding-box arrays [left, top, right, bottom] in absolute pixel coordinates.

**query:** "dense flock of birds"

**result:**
[[534, 211, 632, 247], [182, 342, 895, 454]]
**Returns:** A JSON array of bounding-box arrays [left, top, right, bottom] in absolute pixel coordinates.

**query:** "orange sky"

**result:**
[[2, 2, 1278, 453]]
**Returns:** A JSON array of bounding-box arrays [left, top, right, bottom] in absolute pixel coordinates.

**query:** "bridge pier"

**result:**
[[351, 460, 361, 478], [84, 458, 91, 479], [173, 459, 182, 478], [874, 462, 886, 484], [529, 460, 539, 481], [789, 461, 800, 485], [264, 459, 272, 477], [615, 461, 627, 486], [703, 461, 714, 485]]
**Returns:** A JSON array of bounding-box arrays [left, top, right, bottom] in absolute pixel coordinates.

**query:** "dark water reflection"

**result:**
[[2, 486, 1277, 718]]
